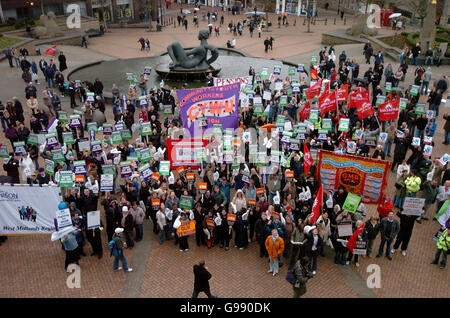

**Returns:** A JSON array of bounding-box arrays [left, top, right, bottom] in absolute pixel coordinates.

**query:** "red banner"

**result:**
[[319, 90, 338, 115], [44, 45, 57, 56], [356, 101, 375, 120], [378, 99, 400, 122], [299, 101, 310, 121], [348, 89, 370, 109], [167, 139, 208, 169], [337, 84, 349, 102], [305, 80, 322, 100]]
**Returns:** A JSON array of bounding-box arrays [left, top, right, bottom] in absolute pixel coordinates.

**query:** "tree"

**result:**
[[399, 0, 429, 27], [0, 1, 5, 24], [263, 0, 274, 32]]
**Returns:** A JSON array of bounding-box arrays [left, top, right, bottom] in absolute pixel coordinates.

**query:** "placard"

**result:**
[[27, 133, 39, 146], [51, 148, 65, 163], [45, 159, 55, 176], [77, 138, 90, 151], [56, 208, 72, 230], [59, 171, 74, 188], [378, 132, 387, 143], [338, 222, 353, 237], [0, 144, 9, 158], [138, 163, 153, 181], [423, 145, 432, 156], [415, 104, 425, 115], [100, 174, 114, 191], [62, 132, 75, 145], [403, 197, 425, 216], [177, 220, 196, 237], [338, 118, 350, 132], [342, 193, 362, 214], [102, 123, 113, 135], [111, 131, 123, 144], [179, 195, 193, 210], [58, 111, 68, 122], [73, 160, 87, 176], [353, 240, 367, 255], [69, 115, 81, 128], [13, 141, 27, 156], [322, 118, 332, 131], [159, 161, 171, 176], [410, 85, 419, 96], [87, 210, 101, 229], [120, 161, 132, 178]]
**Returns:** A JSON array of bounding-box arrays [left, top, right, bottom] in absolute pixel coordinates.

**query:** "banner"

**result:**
[[356, 101, 374, 120], [0, 185, 61, 235], [317, 151, 390, 204], [378, 99, 400, 122], [177, 220, 196, 237], [177, 83, 240, 136], [213, 76, 252, 93], [319, 90, 337, 115], [167, 139, 208, 169], [305, 80, 322, 100], [348, 89, 370, 109], [337, 84, 349, 102]]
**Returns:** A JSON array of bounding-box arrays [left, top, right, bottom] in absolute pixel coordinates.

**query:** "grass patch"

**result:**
[[0, 35, 23, 49]]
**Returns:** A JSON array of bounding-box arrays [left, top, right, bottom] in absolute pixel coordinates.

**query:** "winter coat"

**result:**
[[364, 220, 381, 240], [380, 217, 400, 240], [377, 197, 393, 218], [193, 265, 212, 292], [265, 235, 285, 258]]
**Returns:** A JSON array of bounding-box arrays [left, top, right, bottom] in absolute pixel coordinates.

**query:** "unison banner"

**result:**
[[177, 83, 240, 137], [213, 76, 252, 93], [0, 185, 62, 235], [317, 151, 390, 204], [167, 138, 208, 169]]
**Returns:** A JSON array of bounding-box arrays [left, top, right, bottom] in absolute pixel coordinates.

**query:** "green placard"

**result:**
[[244, 84, 254, 95], [212, 125, 222, 136], [59, 171, 74, 188], [410, 85, 419, 96], [44, 159, 55, 176], [139, 148, 152, 163], [62, 132, 75, 145], [342, 193, 362, 214], [27, 133, 39, 146], [276, 115, 286, 127], [309, 110, 319, 123], [52, 149, 65, 163], [141, 122, 152, 136], [321, 118, 332, 131], [376, 95, 386, 106], [0, 144, 9, 158], [102, 164, 115, 176], [385, 82, 392, 93], [280, 95, 288, 107], [254, 104, 263, 115], [288, 67, 296, 77], [163, 104, 173, 115], [159, 161, 171, 176], [400, 98, 408, 110], [58, 111, 68, 123], [415, 104, 425, 115], [338, 118, 350, 132], [195, 148, 207, 162], [112, 131, 123, 144], [261, 67, 269, 78], [310, 55, 318, 64], [179, 195, 193, 210], [87, 122, 98, 133], [121, 129, 132, 140]]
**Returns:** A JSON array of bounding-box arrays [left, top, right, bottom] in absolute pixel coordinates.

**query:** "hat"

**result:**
[[38, 167, 45, 172], [115, 227, 124, 234], [69, 202, 77, 208], [122, 206, 128, 212]]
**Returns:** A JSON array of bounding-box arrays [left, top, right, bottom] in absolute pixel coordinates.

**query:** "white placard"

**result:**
[[56, 208, 72, 230], [412, 137, 420, 147], [263, 90, 272, 101], [87, 210, 101, 229], [402, 198, 425, 216]]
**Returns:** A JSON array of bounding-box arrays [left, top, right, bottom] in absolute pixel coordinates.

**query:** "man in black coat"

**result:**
[[3, 153, 20, 184], [192, 260, 216, 298], [391, 136, 408, 172]]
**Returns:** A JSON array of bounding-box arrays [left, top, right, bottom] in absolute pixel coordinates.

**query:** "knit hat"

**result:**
[[122, 206, 128, 212], [115, 227, 124, 234]]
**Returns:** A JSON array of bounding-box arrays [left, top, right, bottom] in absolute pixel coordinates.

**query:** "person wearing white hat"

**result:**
[[111, 227, 133, 272], [121, 206, 135, 249]]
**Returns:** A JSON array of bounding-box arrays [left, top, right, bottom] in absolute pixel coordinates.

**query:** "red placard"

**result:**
[[256, 187, 265, 195], [186, 173, 195, 181], [248, 198, 256, 206], [198, 182, 207, 191], [152, 199, 161, 207], [75, 175, 85, 183], [285, 170, 294, 179], [150, 172, 160, 182], [227, 213, 237, 222]]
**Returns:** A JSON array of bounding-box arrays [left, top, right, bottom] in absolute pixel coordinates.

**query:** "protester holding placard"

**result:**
[[174, 210, 194, 252], [391, 210, 416, 256], [61, 229, 80, 272]]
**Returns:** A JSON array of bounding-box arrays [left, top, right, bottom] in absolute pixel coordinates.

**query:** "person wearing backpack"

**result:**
[[110, 228, 133, 272], [292, 257, 311, 298]]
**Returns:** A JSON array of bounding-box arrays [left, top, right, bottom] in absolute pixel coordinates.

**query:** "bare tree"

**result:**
[[399, 0, 428, 26], [263, 0, 274, 32]]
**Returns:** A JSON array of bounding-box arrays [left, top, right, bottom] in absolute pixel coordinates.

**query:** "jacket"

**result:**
[[304, 232, 323, 255], [193, 265, 212, 292], [265, 235, 285, 258], [421, 181, 438, 204], [377, 197, 393, 218], [436, 228, 450, 251], [293, 262, 308, 295], [380, 217, 400, 240], [394, 175, 408, 197], [364, 220, 381, 240], [405, 176, 421, 193]]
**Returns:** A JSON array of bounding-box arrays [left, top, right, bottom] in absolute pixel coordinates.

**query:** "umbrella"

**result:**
[[260, 123, 276, 131], [244, 11, 266, 15], [389, 13, 401, 19], [182, 9, 191, 14]]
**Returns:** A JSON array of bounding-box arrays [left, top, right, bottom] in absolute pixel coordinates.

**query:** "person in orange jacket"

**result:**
[[377, 194, 393, 218], [265, 229, 285, 277]]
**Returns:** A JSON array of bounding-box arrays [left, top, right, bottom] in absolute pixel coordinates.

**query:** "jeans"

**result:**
[[0, 117, 9, 131], [32, 157, 39, 169], [113, 252, 129, 271], [392, 195, 405, 209], [378, 238, 393, 257], [269, 257, 279, 274], [124, 229, 134, 248], [415, 129, 424, 138], [14, 57, 20, 68], [407, 191, 417, 198], [445, 130, 450, 144], [158, 229, 164, 244], [134, 223, 143, 242], [7, 57, 13, 67], [367, 238, 375, 256], [411, 56, 418, 65], [307, 250, 318, 271], [425, 56, 433, 65], [384, 140, 393, 156], [47, 77, 55, 88], [431, 104, 440, 117], [432, 249, 447, 267], [140, 86, 147, 96], [421, 81, 429, 95]]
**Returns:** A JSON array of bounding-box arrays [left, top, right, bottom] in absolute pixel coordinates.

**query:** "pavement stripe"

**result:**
[[120, 219, 153, 298]]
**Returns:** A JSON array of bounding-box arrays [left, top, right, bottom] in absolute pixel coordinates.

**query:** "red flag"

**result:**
[[378, 98, 400, 122], [348, 89, 370, 109], [299, 101, 310, 121], [310, 183, 323, 224], [320, 81, 330, 97], [347, 223, 365, 253], [330, 70, 337, 83], [305, 80, 322, 100], [310, 68, 318, 80], [356, 100, 375, 120], [303, 142, 314, 176], [318, 90, 337, 116], [44, 45, 57, 56], [337, 84, 349, 103]]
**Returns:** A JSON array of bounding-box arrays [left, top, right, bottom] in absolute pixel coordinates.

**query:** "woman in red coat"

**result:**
[[377, 194, 393, 218]]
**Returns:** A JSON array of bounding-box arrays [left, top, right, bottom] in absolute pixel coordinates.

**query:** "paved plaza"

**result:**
[[0, 5, 449, 298]]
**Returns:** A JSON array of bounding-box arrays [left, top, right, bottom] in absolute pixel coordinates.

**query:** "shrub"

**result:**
[[7, 17, 16, 26]]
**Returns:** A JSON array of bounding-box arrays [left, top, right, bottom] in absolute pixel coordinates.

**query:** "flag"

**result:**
[[347, 223, 366, 253], [378, 98, 400, 121], [330, 70, 337, 83], [310, 183, 323, 224], [435, 199, 450, 227], [310, 68, 318, 80], [348, 89, 370, 109], [303, 142, 314, 176], [337, 84, 349, 102], [299, 101, 310, 121], [305, 80, 322, 100], [320, 81, 330, 97], [44, 45, 57, 56], [356, 100, 375, 120], [318, 90, 337, 116]]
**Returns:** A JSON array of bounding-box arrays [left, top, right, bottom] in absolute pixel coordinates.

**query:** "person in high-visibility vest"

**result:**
[[431, 227, 450, 269], [404, 170, 421, 198]]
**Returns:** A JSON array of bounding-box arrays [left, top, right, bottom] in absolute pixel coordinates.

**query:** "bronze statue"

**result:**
[[167, 30, 219, 71]]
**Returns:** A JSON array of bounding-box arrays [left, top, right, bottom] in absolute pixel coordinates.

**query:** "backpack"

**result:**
[[108, 238, 119, 257], [286, 265, 299, 285]]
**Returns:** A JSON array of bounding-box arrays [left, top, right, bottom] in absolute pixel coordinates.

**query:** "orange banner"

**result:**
[[177, 220, 196, 237], [227, 213, 237, 222]]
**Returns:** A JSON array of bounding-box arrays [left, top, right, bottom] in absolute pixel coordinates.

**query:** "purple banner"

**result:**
[[177, 83, 240, 137]]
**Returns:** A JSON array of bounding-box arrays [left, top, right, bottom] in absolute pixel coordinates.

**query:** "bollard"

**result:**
[[334, 18, 336, 25], [325, 18, 327, 25], [344, 17, 346, 25]]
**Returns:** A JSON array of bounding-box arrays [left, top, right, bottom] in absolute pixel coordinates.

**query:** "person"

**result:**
[[192, 260, 216, 298], [264, 38, 270, 53], [421, 67, 432, 95], [111, 227, 133, 272], [443, 113, 450, 145], [411, 43, 421, 65], [81, 35, 88, 48], [4, 47, 14, 68], [377, 211, 400, 260], [391, 209, 416, 256], [3, 152, 20, 184], [58, 51, 67, 72], [431, 225, 449, 269], [130, 201, 145, 242], [265, 229, 285, 276], [364, 216, 380, 256], [61, 229, 80, 272], [121, 206, 135, 249], [305, 226, 322, 275], [292, 257, 310, 298]]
